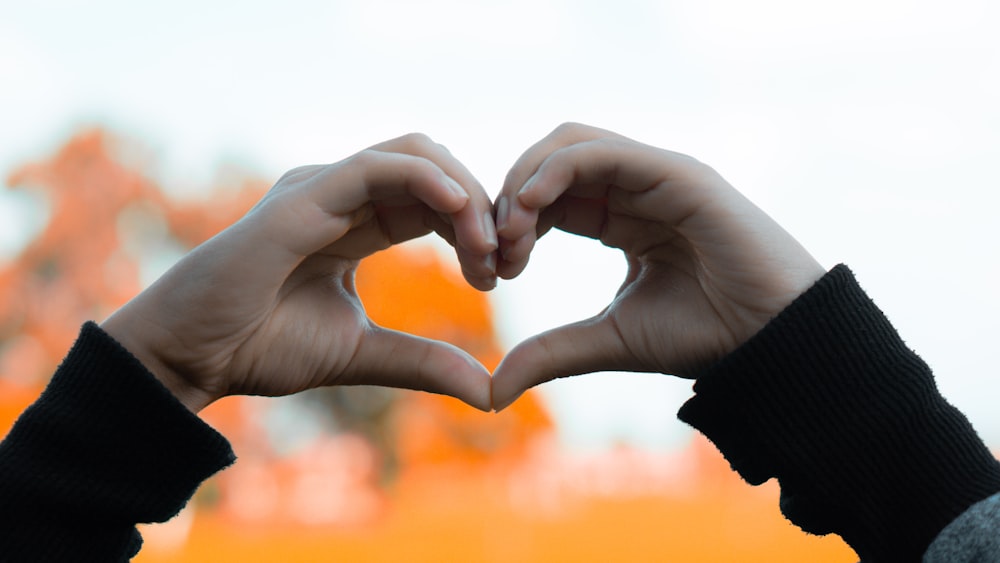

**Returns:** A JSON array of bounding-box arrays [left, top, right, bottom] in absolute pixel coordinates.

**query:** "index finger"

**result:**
[[370, 134, 499, 290], [496, 123, 628, 238], [495, 123, 629, 279], [250, 150, 469, 264]]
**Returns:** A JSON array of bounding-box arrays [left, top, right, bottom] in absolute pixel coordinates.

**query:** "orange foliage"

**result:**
[[2, 131, 152, 381], [1, 129, 854, 562], [0, 130, 266, 387], [356, 248, 552, 471]]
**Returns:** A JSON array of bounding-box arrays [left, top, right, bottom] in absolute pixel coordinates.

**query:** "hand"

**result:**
[[491, 123, 825, 411], [102, 134, 497, 413]]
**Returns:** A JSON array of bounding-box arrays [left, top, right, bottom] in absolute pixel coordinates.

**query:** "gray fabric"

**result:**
[[924, 492, 1000, 562]]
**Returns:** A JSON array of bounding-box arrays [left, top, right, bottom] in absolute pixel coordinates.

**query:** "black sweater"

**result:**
[[678, 265, 1000, 561], [1, 265, 998, 561], [0, 321, 235, 561]]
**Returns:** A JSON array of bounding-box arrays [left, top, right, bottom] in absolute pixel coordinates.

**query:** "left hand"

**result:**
[[490, 123, 825, 410], [102, 133, 497, 413]]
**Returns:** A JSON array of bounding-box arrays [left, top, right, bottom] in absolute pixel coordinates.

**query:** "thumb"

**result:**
[[491, 315, 638, 412], [344, 325, 493, 412]]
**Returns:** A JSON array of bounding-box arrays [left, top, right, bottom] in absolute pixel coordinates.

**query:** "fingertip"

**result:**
[[355, 328, 493, 411], [451, 202, 498, 259], [515, 176, 546, 208], [489, 350, 531, 413], [491, 389, 525, 413], [437, 349, 493, 412], [464, 273, 497, 292], [495, 195, 510, 234], [473, 397, 493, 413], [495, 234, 534, 279], [465, 356, 494, 412], [445, 176, 471, 203], [498, 195, 539, 239], [496, 257, 528, 280], [481, 210, 499, 251], [493, 317, 627, 412], [456, 245, 498, 288], [485, 250, 497, 275], [517, 173, 538, 198], [460, 391, 493, 413], [496, 259, 526, 280]]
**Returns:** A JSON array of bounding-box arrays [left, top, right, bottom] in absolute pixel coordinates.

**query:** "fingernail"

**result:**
[[517, 175, 537, 198], [499, 239, 512, 262], [481, 211, 498, 249], [446, 177, 469, 200], [483, 251, 497, 273], [495, 196, 510, 232]]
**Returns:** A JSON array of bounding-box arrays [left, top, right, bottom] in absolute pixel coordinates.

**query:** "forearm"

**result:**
[[678, 265, 1000, 562], [0, 323, 235, 562]]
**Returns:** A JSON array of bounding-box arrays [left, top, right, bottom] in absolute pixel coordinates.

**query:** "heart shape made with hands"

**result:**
[[106, 124, 824, 417], [345, 123, 824, 416], [356, 234, 630, 414]]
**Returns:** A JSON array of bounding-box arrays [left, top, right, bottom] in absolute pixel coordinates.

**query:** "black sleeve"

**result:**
[[678, 265, 1000, 562], [0, 322, 236, 562]]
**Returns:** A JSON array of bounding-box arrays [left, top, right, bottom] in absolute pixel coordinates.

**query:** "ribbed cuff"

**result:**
[[0, 322, 236, 561], [678, 265, 1000, 562]]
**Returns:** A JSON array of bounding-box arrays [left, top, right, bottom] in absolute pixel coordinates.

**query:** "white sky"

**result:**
[[2, 0, 999, 449]]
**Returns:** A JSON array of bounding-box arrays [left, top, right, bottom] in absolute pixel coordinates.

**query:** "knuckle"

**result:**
[[276, 164, 318, 183], [502, 166, 523, 190], [680, 153, 719, 178], [405, 154, 438, 180], [396, 132, 435, 151], [552, 121, 585, 137], [346, 149, 382, 169], [588, 136, 632, 158]]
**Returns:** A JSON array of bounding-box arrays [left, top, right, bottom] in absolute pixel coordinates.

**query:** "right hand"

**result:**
[[491, 123, 826, 411]]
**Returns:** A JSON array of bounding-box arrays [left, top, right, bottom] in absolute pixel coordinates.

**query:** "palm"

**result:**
[[601, 202, 811, 377], [223, 256, 369, 397], [606, 260, 731, 378]]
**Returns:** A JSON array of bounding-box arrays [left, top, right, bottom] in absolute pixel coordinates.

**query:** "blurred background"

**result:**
[[2, 1, 998, 561]]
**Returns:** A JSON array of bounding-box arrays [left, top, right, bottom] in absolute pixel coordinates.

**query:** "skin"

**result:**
[[102, 133, 498, 413], [490, 123, 825, 411], [102, 123, 825, 415]]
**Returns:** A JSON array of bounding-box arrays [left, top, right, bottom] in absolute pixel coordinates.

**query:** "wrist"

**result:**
[[100, 312, 217, 413]]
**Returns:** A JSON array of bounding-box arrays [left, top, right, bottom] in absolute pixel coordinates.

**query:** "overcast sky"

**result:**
[[2, 0, 999, 449]]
